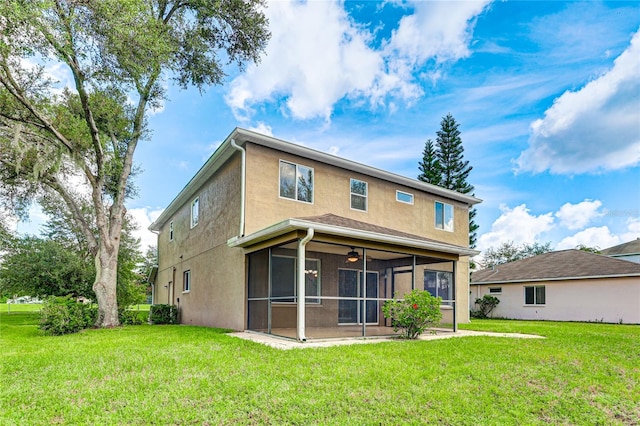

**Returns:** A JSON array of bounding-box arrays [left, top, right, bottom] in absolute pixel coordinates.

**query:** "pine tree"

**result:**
[[418, 139, 442, 186], [418, 113, 478, 248]]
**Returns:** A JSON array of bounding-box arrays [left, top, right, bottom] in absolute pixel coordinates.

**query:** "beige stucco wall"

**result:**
[[244, 143, 470, 247], [472, 277, 640, 324], [154, 155, 246, 330]]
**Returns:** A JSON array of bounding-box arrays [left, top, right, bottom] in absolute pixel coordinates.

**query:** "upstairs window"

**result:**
[[435, 201, 454, 231], [279, 160, 314, 203], [183, 270, 191, 293], [350, 179, 368, 211], [396, 191, 414, 204], [524, 286, 545, 305], [190, 197, 199, 228], [169, 221, 174, 241]]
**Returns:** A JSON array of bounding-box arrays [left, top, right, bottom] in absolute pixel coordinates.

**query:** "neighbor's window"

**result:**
[[350, 178, 368, 211], [396, 190, 414, 204], [190, 197, 199, 228], [435, 201, 454, 231], [183, 270, 191, 293], [279, 160, 314, 203], [169, 220, 174, 241], [524, 285, 545, 305], [424, 270, 453, 304], [270, 255, 320, 304], [489, 287, 502, 294]]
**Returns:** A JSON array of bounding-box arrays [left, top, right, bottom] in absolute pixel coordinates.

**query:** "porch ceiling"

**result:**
[[228, 213, 479, 257]]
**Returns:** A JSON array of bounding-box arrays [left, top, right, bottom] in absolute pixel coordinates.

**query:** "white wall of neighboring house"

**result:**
[[473, 276, 640, 324], [609, 254, 640, 263]]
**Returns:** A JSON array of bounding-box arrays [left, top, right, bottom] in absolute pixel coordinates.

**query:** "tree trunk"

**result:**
[[93, 241, 120, 327]]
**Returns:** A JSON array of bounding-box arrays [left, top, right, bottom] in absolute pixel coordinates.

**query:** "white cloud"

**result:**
[[248, 122, 273, 136], [225, 0, 490, 122], [556, 226, 620, 250], [621, 217, 640, 243], [516, 28, 640, 174], [128, 207, 163, 250], [555, 199, 604, 230], [476, 204, 555, 251]]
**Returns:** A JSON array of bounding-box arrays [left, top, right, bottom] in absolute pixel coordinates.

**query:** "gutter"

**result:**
[[297, 228, 314, 342], [230, 139, 246, 237]]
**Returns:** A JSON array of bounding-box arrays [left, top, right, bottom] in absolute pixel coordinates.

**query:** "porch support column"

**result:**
[[297, 228, 314, 342], [452, 260, 458, 332]]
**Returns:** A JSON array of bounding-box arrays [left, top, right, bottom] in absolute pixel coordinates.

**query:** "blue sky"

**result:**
[[15, 0, 640, 259]]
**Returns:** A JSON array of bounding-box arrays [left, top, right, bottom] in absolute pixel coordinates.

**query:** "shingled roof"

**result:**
[[471, 249, 640, 284], [600, 239, 640, 256]]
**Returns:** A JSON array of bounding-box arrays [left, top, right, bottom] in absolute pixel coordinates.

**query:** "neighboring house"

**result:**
[[149, 128, 480, 341], [600, 239, 640, 263], [471, 250, 640, 324]]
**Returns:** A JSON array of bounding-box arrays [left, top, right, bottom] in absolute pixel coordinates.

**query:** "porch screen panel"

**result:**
[[338, 270, 358, 323], [364, 271, 378, 324], [271, 256, 295, 302]]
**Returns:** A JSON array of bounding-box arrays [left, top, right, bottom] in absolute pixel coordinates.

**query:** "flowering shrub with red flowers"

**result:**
[[382, 289, 442, 339]]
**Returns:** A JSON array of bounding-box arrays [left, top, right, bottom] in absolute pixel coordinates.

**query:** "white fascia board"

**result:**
[[228, 218, 479, 257], [470, 274, 640, 285]]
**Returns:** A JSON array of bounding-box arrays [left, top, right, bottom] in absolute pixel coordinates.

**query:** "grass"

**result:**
[[1, 313, 638, 425]]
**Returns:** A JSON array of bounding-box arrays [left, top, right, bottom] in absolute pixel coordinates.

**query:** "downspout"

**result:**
[[297, 228, 314, 342], [230, 139, 246, 237]]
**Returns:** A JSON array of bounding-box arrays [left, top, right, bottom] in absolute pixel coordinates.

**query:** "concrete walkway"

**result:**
[[230, 329, 544, 350]]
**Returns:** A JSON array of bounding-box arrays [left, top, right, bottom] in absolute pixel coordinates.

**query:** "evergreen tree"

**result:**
[[417, 139, 442, 186], [418, 113, 478, 247]]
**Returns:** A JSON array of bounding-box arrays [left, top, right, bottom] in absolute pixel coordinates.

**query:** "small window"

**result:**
[[183, 270, 191, 293], [279, 160, 314, 203], [350, 178, 367, 211], [489, 287, 502, 294], [169, 221, 174, 241], [435, 201, 454, 231], [524, 285, 545, 305], [396, 191, 414, 204], [190, 197, 199, 228]]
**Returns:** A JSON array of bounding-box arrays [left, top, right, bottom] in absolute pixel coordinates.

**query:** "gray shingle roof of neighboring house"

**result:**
[[471, 249, 640, 284], [600, 239, 640, 256]]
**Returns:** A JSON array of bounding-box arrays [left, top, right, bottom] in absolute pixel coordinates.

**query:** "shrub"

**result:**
[[149, 304, 178, 324], [382, 290, 442, 339], [39, 296, 97, 336], [118, 308, 145, 325], [472, 295, 500, 319]]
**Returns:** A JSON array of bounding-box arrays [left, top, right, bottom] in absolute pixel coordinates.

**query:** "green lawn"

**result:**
[[1, 313, 638, 425]]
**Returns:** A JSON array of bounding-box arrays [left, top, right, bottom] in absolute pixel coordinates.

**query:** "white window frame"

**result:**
[[278, 160, 314, 204], [183, 270, 191, 293], [350, 178, 368, 211], [435, 201, 454, 232], [190, 197, 199, 228], [524, 285, 545, 306], [271, 255, 321, 304], [396, 190, 414, 205], [169, 220, 174, 241]]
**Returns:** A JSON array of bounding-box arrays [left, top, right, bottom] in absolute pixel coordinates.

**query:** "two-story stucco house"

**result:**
[[149, 128, 481, 341]]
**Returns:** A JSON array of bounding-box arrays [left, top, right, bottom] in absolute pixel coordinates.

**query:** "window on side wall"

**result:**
[[524, 285, 545, 305], [183, 270, 191, 293], [350, 178, 367, 211], [396, 190, 414, 204], [169, 220, 174, 241], [424, 270, 453, 304], [279, 160, 314, 203], [489, 287, 502, 294], [435, 201, 454, 231], [190, 197, 199, 228]]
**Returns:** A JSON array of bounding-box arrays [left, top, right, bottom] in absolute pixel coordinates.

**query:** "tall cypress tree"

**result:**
[[419, 113, 478, 248], [417, 139, 442, 186]]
